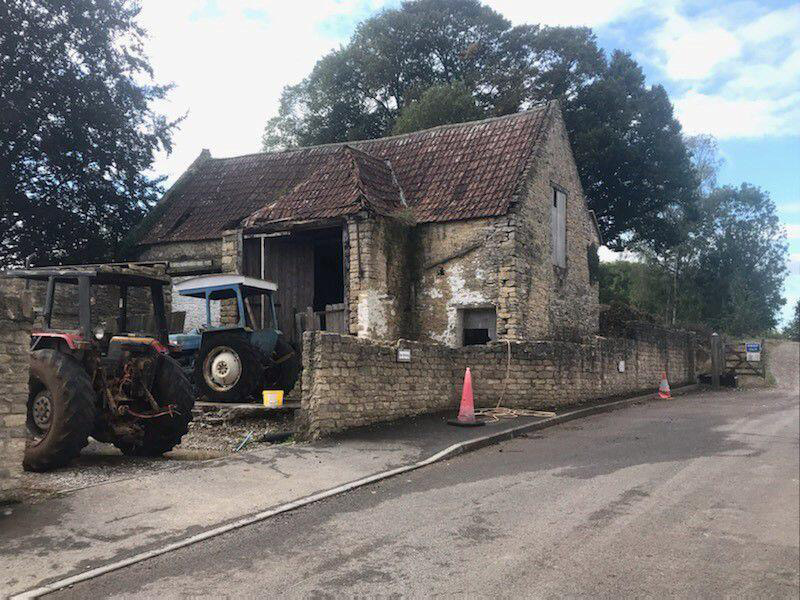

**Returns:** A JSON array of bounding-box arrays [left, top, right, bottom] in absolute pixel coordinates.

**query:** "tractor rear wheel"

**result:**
[[194, 333, 263, 402], [113, 355, 194, 457], [24, 350, 97, 472]]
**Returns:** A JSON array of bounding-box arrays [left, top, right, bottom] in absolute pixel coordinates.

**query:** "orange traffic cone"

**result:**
[[658, 372, 671, 399], [448, 367, 485, 427]]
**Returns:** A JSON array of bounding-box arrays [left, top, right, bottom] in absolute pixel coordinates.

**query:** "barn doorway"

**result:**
[[243, 227, 346, 345]]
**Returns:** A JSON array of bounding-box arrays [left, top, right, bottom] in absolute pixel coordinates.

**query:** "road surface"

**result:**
[[51, 384, 799, 599]]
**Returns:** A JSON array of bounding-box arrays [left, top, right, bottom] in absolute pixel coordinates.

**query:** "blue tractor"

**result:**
[[169, 275, 301, 403]]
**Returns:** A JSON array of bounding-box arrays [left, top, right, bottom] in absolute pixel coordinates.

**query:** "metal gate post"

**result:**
[[710, 333, 721, 390]]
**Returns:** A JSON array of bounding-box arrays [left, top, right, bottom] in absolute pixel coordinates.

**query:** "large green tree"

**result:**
[[0, 0, 178, 267], [784, 300, 800, 341], [392, 81, 483, 134], [684, 185, 788, 334], [262, 0, 697, 251], [609, 185, 788, 335]]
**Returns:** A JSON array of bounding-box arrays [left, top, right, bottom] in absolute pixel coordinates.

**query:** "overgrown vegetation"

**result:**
[[784, 301, 800, 341], [0, 0, 178, 267]]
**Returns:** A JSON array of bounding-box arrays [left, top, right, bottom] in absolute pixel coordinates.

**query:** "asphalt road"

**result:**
[[51, 386, 799, 599]]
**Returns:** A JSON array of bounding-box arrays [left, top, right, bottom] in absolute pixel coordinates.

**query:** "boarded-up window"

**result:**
[[462, 308, 497, 346], [551, 187, 567, 267]]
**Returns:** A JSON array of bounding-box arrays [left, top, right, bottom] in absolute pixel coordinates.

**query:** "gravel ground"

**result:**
[[18, 407, 297, 504]]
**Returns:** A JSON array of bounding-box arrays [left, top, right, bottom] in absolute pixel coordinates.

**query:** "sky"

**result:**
[[136, 0, 800, 325]]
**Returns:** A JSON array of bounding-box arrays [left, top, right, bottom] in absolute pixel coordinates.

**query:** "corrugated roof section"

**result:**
[[140, 103, 552, 244]]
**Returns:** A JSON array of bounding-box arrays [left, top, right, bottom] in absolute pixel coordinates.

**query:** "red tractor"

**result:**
[[5, 264, 194, 471]]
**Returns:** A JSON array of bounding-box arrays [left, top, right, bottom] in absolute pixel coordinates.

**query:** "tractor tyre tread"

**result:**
[[24, 349, 96, 472]]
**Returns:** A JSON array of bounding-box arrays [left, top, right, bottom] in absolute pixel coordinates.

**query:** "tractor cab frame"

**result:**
[[8, 264, 171, 350]]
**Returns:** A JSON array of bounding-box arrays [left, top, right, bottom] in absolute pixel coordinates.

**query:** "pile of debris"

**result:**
[[182, 405, 295, 453]]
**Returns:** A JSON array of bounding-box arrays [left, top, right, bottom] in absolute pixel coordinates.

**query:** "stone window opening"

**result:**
[[551, 186, 567, 268], [458, 307, 497, 346]]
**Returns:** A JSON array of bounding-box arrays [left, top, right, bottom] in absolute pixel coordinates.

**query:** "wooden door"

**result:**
[[263, 238, 314, 345]]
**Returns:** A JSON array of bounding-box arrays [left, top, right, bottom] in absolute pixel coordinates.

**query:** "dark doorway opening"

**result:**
[[242, 227, 347, 344], [313, 237, 344, 311]]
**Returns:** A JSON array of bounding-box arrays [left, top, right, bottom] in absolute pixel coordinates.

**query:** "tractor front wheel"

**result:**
[[24, 349, 97, 472]]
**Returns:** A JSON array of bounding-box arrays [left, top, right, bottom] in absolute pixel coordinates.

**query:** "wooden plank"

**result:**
[[324, 303, 347, 333]]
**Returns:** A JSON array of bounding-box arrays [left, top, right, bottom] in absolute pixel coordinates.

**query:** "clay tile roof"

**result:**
[[139, 102, 553, 244], [243, 145, 405, 227]]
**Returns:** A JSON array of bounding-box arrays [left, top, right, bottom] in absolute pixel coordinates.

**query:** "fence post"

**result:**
[[710, 333, 721, 390]]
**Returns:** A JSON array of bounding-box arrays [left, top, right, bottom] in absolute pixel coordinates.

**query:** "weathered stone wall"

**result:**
[[300, 323, 695, 438], [0, 276, 165, 334], [0, 291, 33, 502], [515, 106, 600, 342], [346, 215, 412, 341], [413, 216, 515, 345], [138, 239, 222, 266]]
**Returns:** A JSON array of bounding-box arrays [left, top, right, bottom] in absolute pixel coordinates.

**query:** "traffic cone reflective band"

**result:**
[[448, 367, 485, 427], [658, 372, 671, 399]]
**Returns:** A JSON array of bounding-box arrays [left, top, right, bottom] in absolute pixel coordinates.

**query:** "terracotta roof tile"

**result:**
[[242, 145, 404, 226], [140, 103, 552, 244]]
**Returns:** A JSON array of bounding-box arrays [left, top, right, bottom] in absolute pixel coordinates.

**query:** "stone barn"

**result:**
[[138, 100, 602, 347]]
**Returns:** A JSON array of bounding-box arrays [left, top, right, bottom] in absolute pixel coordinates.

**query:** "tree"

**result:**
[[783, 300, 800, 341], [262, 0, 697, 251], [566, 51, 699, 252], [681, 185, 787, 335], [685, 134, 724, 195], [0, 0, 178, 267], [392, 82, 483, 134]]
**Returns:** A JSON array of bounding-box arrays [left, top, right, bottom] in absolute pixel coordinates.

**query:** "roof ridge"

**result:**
[[210, 102, 554, 163], [342, 145, 371, 212]]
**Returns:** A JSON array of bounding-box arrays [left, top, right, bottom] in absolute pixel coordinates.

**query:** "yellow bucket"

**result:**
[[262, 390, 284, 408]]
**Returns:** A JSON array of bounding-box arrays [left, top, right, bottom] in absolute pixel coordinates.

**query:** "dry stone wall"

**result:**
[[300, 323, 695, 438], [0, 291, 32, 502]]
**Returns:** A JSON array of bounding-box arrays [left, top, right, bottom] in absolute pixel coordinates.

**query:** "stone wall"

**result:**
[[138, 238, 222, 266], [345, 215, 412, 341], [514, 105, 600, 342], [413, 216, 514, 346], [0, 276, 164, 334], [0, 291, 33, 502], [300, 323, 695, 438]]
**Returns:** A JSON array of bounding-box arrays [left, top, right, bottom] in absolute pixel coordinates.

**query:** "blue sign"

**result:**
[[746, 342, 761, 353]]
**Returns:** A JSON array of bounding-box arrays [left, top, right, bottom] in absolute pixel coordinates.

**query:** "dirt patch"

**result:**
[[17, 408, 297, 504], [180, 407, 295, 453]]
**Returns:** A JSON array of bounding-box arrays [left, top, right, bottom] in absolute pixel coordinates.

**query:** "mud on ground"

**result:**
[[18, 408, 296, 504]]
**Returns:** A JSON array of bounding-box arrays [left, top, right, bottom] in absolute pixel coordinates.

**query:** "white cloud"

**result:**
[[648, 3, 800, 139], [483, 0, 647, 28], [673, 91, 800, 138], [597, 246, 640, 263], [655, 17, 740, 80], [138, 0, 391, 183]]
